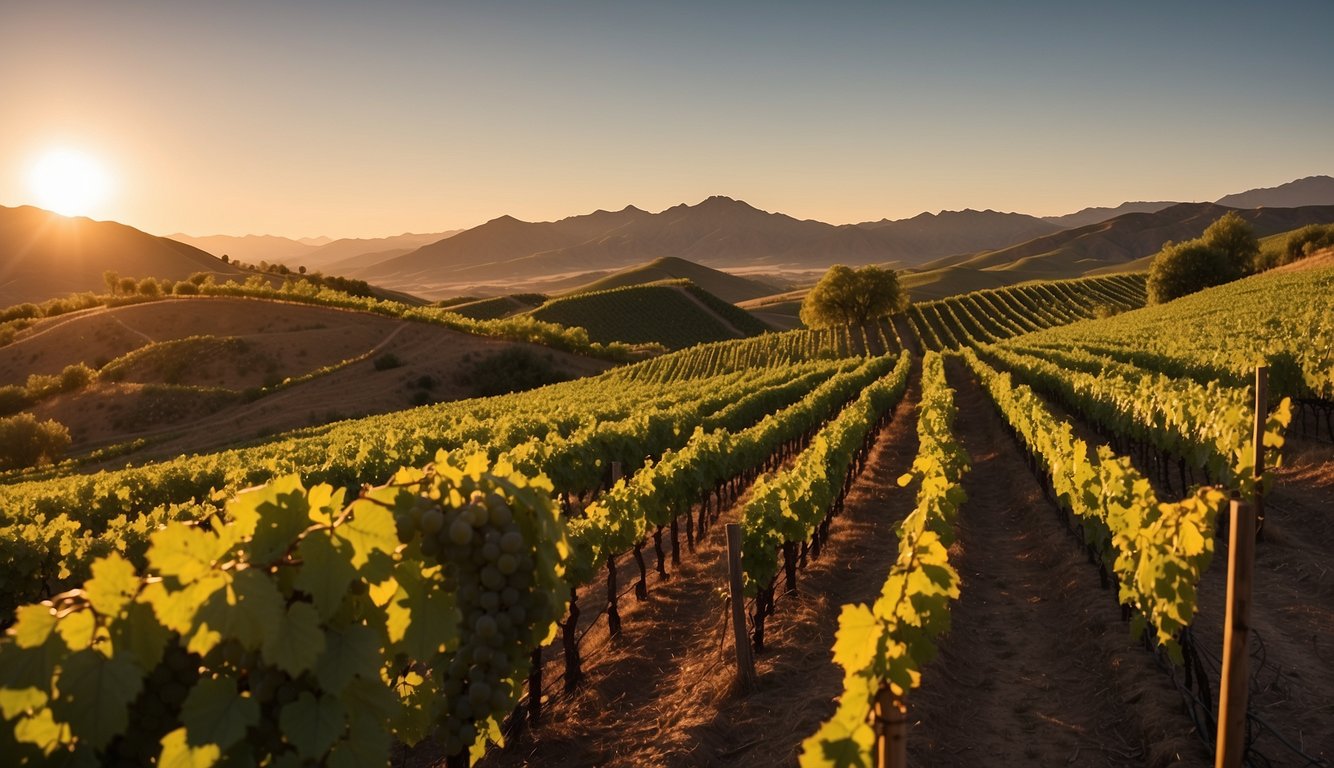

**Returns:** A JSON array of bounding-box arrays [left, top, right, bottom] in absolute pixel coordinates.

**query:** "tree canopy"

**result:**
[[799, 265, 907, 328], [1147, 211, 1258, 304]]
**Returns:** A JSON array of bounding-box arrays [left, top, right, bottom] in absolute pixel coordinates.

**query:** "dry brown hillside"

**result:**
[[3, 296, 610, 464]]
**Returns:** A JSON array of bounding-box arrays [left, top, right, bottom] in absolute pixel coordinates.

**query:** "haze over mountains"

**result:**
[[3, 175, 1333, 308], [0, 206, 244, 306], [169, 231, 461, 273]]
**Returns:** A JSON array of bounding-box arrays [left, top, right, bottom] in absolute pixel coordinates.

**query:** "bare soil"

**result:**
[[7, 296, 609, 464], [464, 358, 1266, 768]]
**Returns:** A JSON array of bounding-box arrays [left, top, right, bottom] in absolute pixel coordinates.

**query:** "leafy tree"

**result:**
[[1148, 240, 1229, 303], [137, 277, 161, 297], [1147, 212, 1259, 303], [1200, 211, 1258, 278], [103, 270, 120, 294], [118, 277, 138, 294], [800, 265, 907, 328], [0, 413, 70, 470]]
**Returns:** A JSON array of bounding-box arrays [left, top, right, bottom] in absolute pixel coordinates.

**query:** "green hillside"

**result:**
[[528, 280, 771, 349], [1006, 265, 1333, 401], [906, 273, 1147, 351], [446, 293, 546, 320], [564, 256, 779, 304]]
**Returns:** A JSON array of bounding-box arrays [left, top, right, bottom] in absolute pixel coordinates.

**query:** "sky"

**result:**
[[2, 0, 1332, 239]]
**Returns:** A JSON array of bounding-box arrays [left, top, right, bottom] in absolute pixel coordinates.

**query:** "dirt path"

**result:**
[[671, 286, 747, 339], [904, 359, 1211, 768], [479, 371, 924, 767]]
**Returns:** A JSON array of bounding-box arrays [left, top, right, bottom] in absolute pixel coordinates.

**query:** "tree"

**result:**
[[103, 270, 120, 294], [800, 265, 907, 328], [1200, 211, 1258, 279], [1147, 212, 1260, 304], [1148, 240, 1228, 304], [0, 413, 70, 470]]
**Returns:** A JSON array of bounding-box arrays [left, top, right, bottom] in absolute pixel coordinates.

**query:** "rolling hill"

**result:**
[[901, 202, 1334, 300], [1, 295, 610, 464], [527, 280, 772, 349], [1041, 201, 1178, 229], [0, 206, 244, 306], [562, 256, 780, 303]]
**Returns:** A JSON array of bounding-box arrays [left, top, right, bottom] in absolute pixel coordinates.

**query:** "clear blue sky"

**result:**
[[2, 0, 1331, 237]]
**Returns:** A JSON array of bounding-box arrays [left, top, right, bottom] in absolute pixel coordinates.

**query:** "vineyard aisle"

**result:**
[[477, 369, 924, 768], [904, 360, 1212, 768]]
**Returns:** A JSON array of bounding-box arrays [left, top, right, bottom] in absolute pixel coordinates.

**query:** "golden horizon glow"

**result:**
[[28, 148, 112, 219]]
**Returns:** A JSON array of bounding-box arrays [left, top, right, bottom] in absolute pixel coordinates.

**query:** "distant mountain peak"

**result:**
[[1216, 175, 1334, 209]]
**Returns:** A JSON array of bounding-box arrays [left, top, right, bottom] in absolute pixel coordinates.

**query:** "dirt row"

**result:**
[[461, 360, 1253, 767]]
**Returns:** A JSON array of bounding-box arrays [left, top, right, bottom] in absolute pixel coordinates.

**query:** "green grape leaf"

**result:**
[[244, 477, 313, 566], [314, 625, 379, 696], [0, 645, 54, 719], [278, 691, 346, 761], [180, 677, 260, 753], [158, 726, 222, 768], [12, 605, 58, 649], [54, 610, 96, 652], [294, 533, 357, 620], [149, 524, 225, 584], [261, 602, 325, 676], [336, 499, 401, 568], [85, 553, 140, 617], [326, 707, 392, 768], [112, 600, 171, 671], [385, 566, 459, 659], [50, 649, 142, 749], [194, 569, 285, 653], [830, 603, 878, 672], [13, 707, 70, 756]]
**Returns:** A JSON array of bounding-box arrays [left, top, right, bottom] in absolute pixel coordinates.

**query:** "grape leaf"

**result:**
[[149, 524, 225, 584], [336, 499, 400, 568], [85, 552, 140, 617], [314, 625, 379, 696], [50, 649, 142, 749], [294, 533, 356, 620], [180, 677, 259, 753], [158, 726, 222, 768], [279, 691, 346, 761], [261, 602, 324, 676]]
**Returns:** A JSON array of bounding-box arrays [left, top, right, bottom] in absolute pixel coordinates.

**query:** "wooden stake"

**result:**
[[1215, 498, 1255, 768], [875, 686, 907, 768], [724, 524, 756, 689]]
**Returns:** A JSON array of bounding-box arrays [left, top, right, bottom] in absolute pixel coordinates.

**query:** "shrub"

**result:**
[[372, 353, 403, 371], [173, 281, 200, 295], [0, 413, 71, 470], [455, 347, 567, 397], [1148, 212, 1258, 304]]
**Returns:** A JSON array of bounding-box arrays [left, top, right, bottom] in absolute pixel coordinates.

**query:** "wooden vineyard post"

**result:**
[[1252, 366, 1267, 540], [724, 524, 756, 690], [874, 685, 907, 768], [1215, 498, 1255, 768]]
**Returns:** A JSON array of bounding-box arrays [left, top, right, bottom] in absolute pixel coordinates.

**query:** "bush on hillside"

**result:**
[[456, 348, 568, 397], [0, 413, 71, 470], [1148, 212, 1258, 303]]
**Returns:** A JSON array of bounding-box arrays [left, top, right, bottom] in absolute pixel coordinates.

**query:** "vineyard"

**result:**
[[0, 265, 1330, 767]]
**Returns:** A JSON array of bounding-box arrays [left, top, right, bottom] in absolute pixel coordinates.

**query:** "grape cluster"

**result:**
[[104, 644, 200, 765], [396, 487, 554, 758]]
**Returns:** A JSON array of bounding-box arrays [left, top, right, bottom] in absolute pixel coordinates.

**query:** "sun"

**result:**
[[28, 147, 112, 218]]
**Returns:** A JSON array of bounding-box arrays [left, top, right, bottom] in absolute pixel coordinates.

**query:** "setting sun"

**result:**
[[28, 147, 111, 218]]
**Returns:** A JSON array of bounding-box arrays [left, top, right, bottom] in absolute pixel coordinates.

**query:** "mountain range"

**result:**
[[4, 175, 1333, 308], [168, 231, 461, 273], [0, 206, 244, 306]]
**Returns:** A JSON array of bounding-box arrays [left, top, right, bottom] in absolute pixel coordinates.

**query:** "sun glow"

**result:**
[[28, 148, 112, 218]]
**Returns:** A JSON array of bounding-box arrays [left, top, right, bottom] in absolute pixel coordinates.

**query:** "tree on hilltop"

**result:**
[[1148, 211, 1258, 303], [800, 265, 907, 327]]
